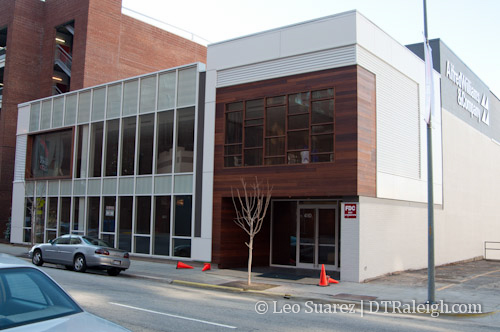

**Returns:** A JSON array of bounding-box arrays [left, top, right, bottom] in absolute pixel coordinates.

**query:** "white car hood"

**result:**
[[6, 312, 130, 332]]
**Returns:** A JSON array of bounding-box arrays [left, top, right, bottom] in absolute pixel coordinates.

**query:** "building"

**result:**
[[201, 11, 500, 281], [0, 0, 206, 236], [11, 63, 212, 261], [11, 10, 500, 282]]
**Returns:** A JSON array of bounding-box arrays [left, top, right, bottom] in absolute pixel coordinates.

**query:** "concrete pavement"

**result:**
[[2, 242, 499, 317]]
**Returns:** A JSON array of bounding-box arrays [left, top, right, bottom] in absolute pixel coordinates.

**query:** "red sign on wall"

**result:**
[[344, 203, 357, 219]]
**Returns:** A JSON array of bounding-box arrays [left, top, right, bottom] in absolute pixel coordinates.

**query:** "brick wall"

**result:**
[[0, 0, 206, 236]]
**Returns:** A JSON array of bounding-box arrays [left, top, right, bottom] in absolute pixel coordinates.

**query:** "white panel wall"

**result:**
[[217, 46, 356, 88], [357, 110, 500, 281], [207, 11, 357, 73], [357, 46, 443, 204], [10, 182, 25, 244], [340, 202, 360, 282], [17, 105, 30, 135], [14, 135, 27, 182]]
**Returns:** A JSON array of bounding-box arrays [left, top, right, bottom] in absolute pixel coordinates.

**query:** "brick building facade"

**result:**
[[0, 0, 207, 236]]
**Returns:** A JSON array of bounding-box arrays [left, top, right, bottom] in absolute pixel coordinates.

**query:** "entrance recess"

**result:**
[[297, 206, 337, 269]]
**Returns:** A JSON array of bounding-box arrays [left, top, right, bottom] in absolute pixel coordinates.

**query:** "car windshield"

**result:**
[[0, 267, 82, 330], [82, 236, 111, 247]]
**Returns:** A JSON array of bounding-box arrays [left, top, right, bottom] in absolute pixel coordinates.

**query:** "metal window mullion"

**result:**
[[190, 68, 199, 239]]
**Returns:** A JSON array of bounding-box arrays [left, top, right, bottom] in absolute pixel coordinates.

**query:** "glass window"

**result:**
[[77, 91, 91, 123], [75, 125, 89, 178], [47, 197, 58, 229], [92, 87, 106, 121], [89, 122, 104, 177], [158, 71, 175, 110], [140, 75, 156, 113], [156, 111, 174, 174], [52, 97, 64, 128], [154, 196, 171, 256], [103, 197, 116, 233], [30, 130, 73, 178], [136, 196, 151, 234], [224, 88, 334, 167], [104, 120, 119, 176], [177, 67, 196, 107], [175, 107, 195, 173], [123, 80, 138, 116], [173, 238, 191, 258], [29, 103, 40, 132], [138, 114, 154, 175], [245, 99, 264, 119], [121, 117, 136, 176], [59, 197, 71, 235], [288, 92, 310, 114], [72, 197, 85, 234], [87, 197, 100, 238], [34, 198, 45, 243], [118, 197, 133, 251], [107, 84, 121, 118], [64, 94, 77, 126], [173, 195, 191, 236], [225, 111, 242, 145], [40, 100, 52, 130], [135, 236, 150, 254], [312, 100, 334, 124], [265, 106, 285, 137]]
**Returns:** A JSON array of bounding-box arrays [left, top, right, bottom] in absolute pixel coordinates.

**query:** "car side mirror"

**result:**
[[49, 239, 54, 244]]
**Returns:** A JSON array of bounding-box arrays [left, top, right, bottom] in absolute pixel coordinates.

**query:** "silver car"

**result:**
[[29, 235, 130, 276], [0, 253, 130, 331]]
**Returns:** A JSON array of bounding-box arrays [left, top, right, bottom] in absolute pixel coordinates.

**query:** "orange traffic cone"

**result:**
[[327, 275, 339, 284], [176, 261, 194, 269], [202, 263, 211, 272], [318, 264, 329, 287]]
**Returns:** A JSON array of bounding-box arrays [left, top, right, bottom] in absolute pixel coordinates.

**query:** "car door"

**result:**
[[44, 237, 69, 263], [54, 236, 73, 264]]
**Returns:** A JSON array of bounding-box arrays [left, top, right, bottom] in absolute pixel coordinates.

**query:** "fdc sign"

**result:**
[[344, 203, 357, 219]]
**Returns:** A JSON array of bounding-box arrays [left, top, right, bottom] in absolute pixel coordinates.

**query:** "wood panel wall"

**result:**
[[212, 66, 377, 267]]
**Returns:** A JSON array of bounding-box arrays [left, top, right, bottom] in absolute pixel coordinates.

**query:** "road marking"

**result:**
[[109, 302, 237, 329], [437, 269, 500, 291]]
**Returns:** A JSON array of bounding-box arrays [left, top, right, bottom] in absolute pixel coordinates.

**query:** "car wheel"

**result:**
[[73, 254, 87, 273], [107, 268, 121, 276], [32, 249, 44, 266]]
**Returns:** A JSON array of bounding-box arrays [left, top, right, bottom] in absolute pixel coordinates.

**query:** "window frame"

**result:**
[[223, 88, 335, 168]]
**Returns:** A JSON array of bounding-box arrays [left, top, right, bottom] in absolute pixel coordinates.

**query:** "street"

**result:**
[[37, 264, 500, 332]]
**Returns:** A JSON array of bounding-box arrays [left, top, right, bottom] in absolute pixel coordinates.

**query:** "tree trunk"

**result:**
[[248, 237, 253, 285]]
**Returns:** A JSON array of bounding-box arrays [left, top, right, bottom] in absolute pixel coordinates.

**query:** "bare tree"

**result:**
[[231, 177, 272, 285]]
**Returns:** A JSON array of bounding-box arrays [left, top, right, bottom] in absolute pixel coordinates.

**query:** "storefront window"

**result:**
[[175, 107, 195, 173], [87, 197, 100, 238], [121, 117, 136, 176], [138, 114, 154, 175], [118, 197, 133, 251], [30, 129, 72, 178], [105, 120, 119, 176], [89, 122, 104, 177], [154, 196, 171, 256], [156, 111, 174, 173], [59, 197, 71, 235]]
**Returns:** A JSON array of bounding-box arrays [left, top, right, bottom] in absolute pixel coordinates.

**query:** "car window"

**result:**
[[82, 236, 111, 247], [70, 237, 82, 245], [0, 267, 82, 330], [54, 237, 70, 245]]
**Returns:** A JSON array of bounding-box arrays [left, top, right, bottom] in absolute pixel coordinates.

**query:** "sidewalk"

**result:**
[[2, 243, 499, 316]]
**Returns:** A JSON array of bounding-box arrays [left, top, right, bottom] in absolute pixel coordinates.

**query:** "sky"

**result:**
[[122, 0, 500, 96]]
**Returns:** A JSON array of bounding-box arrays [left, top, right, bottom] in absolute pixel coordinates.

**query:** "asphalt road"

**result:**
[[38, 264, 500, 332]]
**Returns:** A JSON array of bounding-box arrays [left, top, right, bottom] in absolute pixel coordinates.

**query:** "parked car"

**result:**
[[29, 234, 130, 276], [0, 253, 130, 331]]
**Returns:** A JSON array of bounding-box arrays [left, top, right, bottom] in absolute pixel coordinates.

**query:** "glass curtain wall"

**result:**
[[23, 66, 198, 258]]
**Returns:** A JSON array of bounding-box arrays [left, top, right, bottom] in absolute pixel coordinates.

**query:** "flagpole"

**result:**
[[423, 0, 436, 304]]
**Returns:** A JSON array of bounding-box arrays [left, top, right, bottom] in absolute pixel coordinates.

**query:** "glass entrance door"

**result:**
[[297, 206, 337, 269]]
